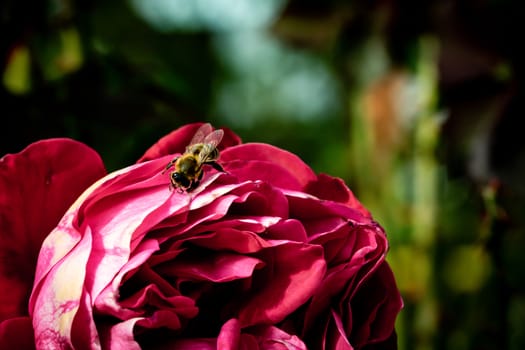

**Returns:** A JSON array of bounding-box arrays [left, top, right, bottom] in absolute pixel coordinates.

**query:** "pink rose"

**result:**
[[2, 123, 402, 349]]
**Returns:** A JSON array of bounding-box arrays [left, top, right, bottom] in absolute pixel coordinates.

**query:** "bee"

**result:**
[[163, 123, 225, 192]]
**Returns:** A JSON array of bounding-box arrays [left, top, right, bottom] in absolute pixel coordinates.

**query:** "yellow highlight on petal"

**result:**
[[57, 308, 77, 335], [3, 45, 31, 94]]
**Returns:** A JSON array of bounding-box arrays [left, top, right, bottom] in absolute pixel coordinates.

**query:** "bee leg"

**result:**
[[163, 157, 179, 174], [208, 161, 225, 173], [168, 179, 178, 192], [187, 171, 204, 192], [188, 180, 200, 192]]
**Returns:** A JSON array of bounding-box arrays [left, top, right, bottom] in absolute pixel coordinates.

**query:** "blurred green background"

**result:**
[[2, 1, 525, 349]]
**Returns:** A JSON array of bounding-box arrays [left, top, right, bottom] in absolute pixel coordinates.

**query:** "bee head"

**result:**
[[172, 172, 191, 189]]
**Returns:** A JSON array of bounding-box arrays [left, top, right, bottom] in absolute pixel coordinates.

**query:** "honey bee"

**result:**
[[163, 123, 225, 192]]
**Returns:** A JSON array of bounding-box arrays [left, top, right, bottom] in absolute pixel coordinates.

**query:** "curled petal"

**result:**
[[252, 324, 308, 350], [347, 262, 403, 347], [326, 310, 353, 350], [219, 320, 309, 350], [163, 319, 307, 350], [265, 219, 308, 242], [99, 318, 142, 350], [221, 143, 317, 191], [237, 242, 326, 326], [304, 224, 389, 333], [217, 318, 242, 350], [305, 173, 371, 218], [159, 252, 265, 283], [30, 228, 94, 349], [186, 228, 271, 254]]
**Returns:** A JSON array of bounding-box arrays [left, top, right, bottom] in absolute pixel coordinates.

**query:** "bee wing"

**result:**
[[202, 129, 224, 148], [198, 129, 224, 163], [189, 123, 213, 146]]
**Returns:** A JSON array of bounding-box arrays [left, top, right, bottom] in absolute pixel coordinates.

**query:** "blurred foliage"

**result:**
[[2, 0, 525, 349]]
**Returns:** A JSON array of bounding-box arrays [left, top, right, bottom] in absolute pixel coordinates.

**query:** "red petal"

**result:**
[[304, 224, 389, 333], [221, 143, 317, 191], [137, 123, 242, 163], [237, 242, 326, 326], [349, 262, 403, 346], [187, 228, 271, 254], [305, 173, 371, 217], [99, 318, 142, 350], [217, 318, 241, 350], [0, 138, 105, 321], [327, 310, 353, 350], [285, 193, 372, 239], [252, 325, 308, 350], [159, 252, 265, 283], [0, 316, 35, 350]]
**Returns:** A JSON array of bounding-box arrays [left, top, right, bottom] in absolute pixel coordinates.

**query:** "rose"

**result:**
[[1, 123, 402, 349]]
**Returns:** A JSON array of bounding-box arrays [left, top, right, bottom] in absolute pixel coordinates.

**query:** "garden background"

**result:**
[[2, 1, 524, 349]]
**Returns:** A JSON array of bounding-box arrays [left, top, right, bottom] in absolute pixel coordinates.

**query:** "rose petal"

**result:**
[[166, 193, 241, 239], [348, 262, 403, 347], [153, 320, 305, 350], [0, 138, 105, 321], [159, 252, 265, 283], [100, 318, 142, 350], [310, 223, 388, 266], [71, 287, 101, 349], [95, 239, 163, 314], [222, 159, 305, 191], [77, 163, 189, 299], [221, 143, 317, 190], [31, 228, 94, 349], [165, 338, 217, 350], [252, 324, 308, 350], [228, 181, 289, 218], [154, 181, 286, 245], [217, 318, 241, 350], [305, 173, 371, 218], [285, 193, 372, 236], [198, 216, 280, 235], [328, 310, 353, 350], [304, 224, 388, 333], [0, 316, 35, 350], [29, 161, 170, 349], [265, 219, 308, 242], [135, 305, 195, 330], [75, 158, 174, 214], [137, 123, 242, 163], [186, 228, 271, 254], [310, 223, 355, 264], [237, 241, 326, 326]]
